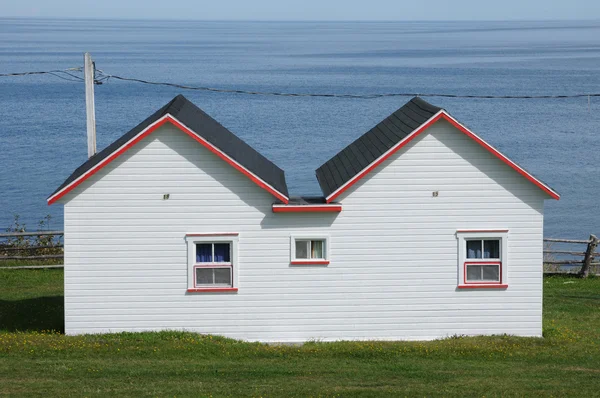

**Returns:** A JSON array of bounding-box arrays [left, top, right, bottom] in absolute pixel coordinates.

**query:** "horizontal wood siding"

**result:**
[[63, 120, 545, 341]]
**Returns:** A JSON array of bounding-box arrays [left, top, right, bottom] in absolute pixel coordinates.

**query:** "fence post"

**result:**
[[580, 234, 599, 278]]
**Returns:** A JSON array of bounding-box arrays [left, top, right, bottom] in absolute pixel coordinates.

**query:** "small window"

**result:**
[[295, 239, 325, 260], [185, 234, 238, 292], [291, 235, 329, 264], [457, 231, 507, 288]]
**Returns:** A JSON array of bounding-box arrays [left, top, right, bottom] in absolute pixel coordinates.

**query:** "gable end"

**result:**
[[317, 98, 559, 203], [48, 95, 289, 205]]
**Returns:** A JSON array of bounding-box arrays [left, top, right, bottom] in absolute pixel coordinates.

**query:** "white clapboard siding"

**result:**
[[61, 119, 546, 341]]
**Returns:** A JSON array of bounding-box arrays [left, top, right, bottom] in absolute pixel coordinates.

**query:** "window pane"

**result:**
[[214, 243, 231, 262], [466, 264, 482, 281], [311, 240, 324, 259], [482, 264, 500, 281], [196, 268, 213, 285], [466, 240, 482, 259], [196, 244, 212, 263], [214, 268, 232, 285], [484, 240, 500, 259], [295, 240, 309, 259]]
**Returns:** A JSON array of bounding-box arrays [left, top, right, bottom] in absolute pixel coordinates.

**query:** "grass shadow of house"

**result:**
[[0, 296, 64, 333]]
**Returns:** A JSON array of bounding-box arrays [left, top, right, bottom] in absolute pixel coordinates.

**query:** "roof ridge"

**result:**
[[410, 96, 444, 114], [164, 94, 188, 117]]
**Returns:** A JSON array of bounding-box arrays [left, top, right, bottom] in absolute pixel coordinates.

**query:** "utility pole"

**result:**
[[84, 52, 97, 158]]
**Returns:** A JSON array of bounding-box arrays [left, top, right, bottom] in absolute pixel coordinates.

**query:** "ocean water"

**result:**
[[0, 18, 599, 238]]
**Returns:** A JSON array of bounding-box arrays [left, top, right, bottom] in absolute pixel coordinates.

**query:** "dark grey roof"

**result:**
[[315, 97, 442, 198], [49, 95, 289, 200]]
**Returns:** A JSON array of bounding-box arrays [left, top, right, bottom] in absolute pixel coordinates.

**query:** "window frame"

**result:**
[[185, 233, 239, 293], [290, 234, 330, 265], [456, 230, 508, 289]]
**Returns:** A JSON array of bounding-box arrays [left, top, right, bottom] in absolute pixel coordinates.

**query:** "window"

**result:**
[[466, 239, 500, 260], [185, 234, 239, 292], [290, 235, 329, 265], [466, 263, 500, 282], [456, 231, 508, 289], [465, 239, 501, 283], [296, 239, 325, 260], [194, 243, 232, 287]]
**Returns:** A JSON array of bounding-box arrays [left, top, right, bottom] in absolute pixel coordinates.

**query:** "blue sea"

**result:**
[[0, 18, 599, 238]]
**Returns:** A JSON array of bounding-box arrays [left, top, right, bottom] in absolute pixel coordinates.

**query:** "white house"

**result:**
[[49, 95, 559, 341]]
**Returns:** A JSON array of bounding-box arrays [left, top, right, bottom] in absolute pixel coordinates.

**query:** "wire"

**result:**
[[45, 72, 84, 82], [1, 67, 599, 100], [96, 70, 600, 100], [0, 68, 84, 82]]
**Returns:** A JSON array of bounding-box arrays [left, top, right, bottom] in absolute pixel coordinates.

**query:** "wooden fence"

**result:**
[[544, 235, 599, 277], [1, 231, 598, 276], [0, 230, 64, 262]]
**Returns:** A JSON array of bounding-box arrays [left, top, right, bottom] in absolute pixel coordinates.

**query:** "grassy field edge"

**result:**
[[1, 269, 598, 397]]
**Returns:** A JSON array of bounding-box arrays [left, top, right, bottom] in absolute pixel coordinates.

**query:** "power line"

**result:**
[[1, 66, 599, 100], [0, 68, 85, 82], [95, 70, 600, 100]]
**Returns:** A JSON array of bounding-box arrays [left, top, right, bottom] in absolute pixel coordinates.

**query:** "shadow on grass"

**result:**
[[0, 296, 64, 333]]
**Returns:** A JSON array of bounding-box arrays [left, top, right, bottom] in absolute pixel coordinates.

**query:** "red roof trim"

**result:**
[[168, 117, 289, 204], [326, 111, 560, 203], [442, 113, 559, 200], [47, 116, 170, 205], [272, 205, 342, 213], [48, 115, 289, 205]]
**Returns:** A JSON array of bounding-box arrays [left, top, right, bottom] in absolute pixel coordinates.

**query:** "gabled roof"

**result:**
[[316, 97, 442, 199], [316, 97, 560, 202], [48, 95, 289, 204]]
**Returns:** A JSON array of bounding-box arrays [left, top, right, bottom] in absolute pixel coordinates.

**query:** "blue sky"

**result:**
[[3, 0, 599, 20]]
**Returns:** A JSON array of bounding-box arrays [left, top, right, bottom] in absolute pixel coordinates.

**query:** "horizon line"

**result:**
[[1, 16, 600, 23]]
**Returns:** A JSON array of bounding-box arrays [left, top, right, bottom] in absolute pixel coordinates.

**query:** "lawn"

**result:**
[[0, 269, 599, 397]]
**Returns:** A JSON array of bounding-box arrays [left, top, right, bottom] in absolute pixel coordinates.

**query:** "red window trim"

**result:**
[[187, 288, 238, 293], [325, 111, 560, 203], [463, 261, 502, 285], [47, 115, 289, 205], [457, 284, 508, 289], [272, 205, 342, 213], [290, 260, 330, 265]]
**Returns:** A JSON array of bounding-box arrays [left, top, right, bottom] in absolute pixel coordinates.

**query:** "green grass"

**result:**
[[1, 270, 599, 397]]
